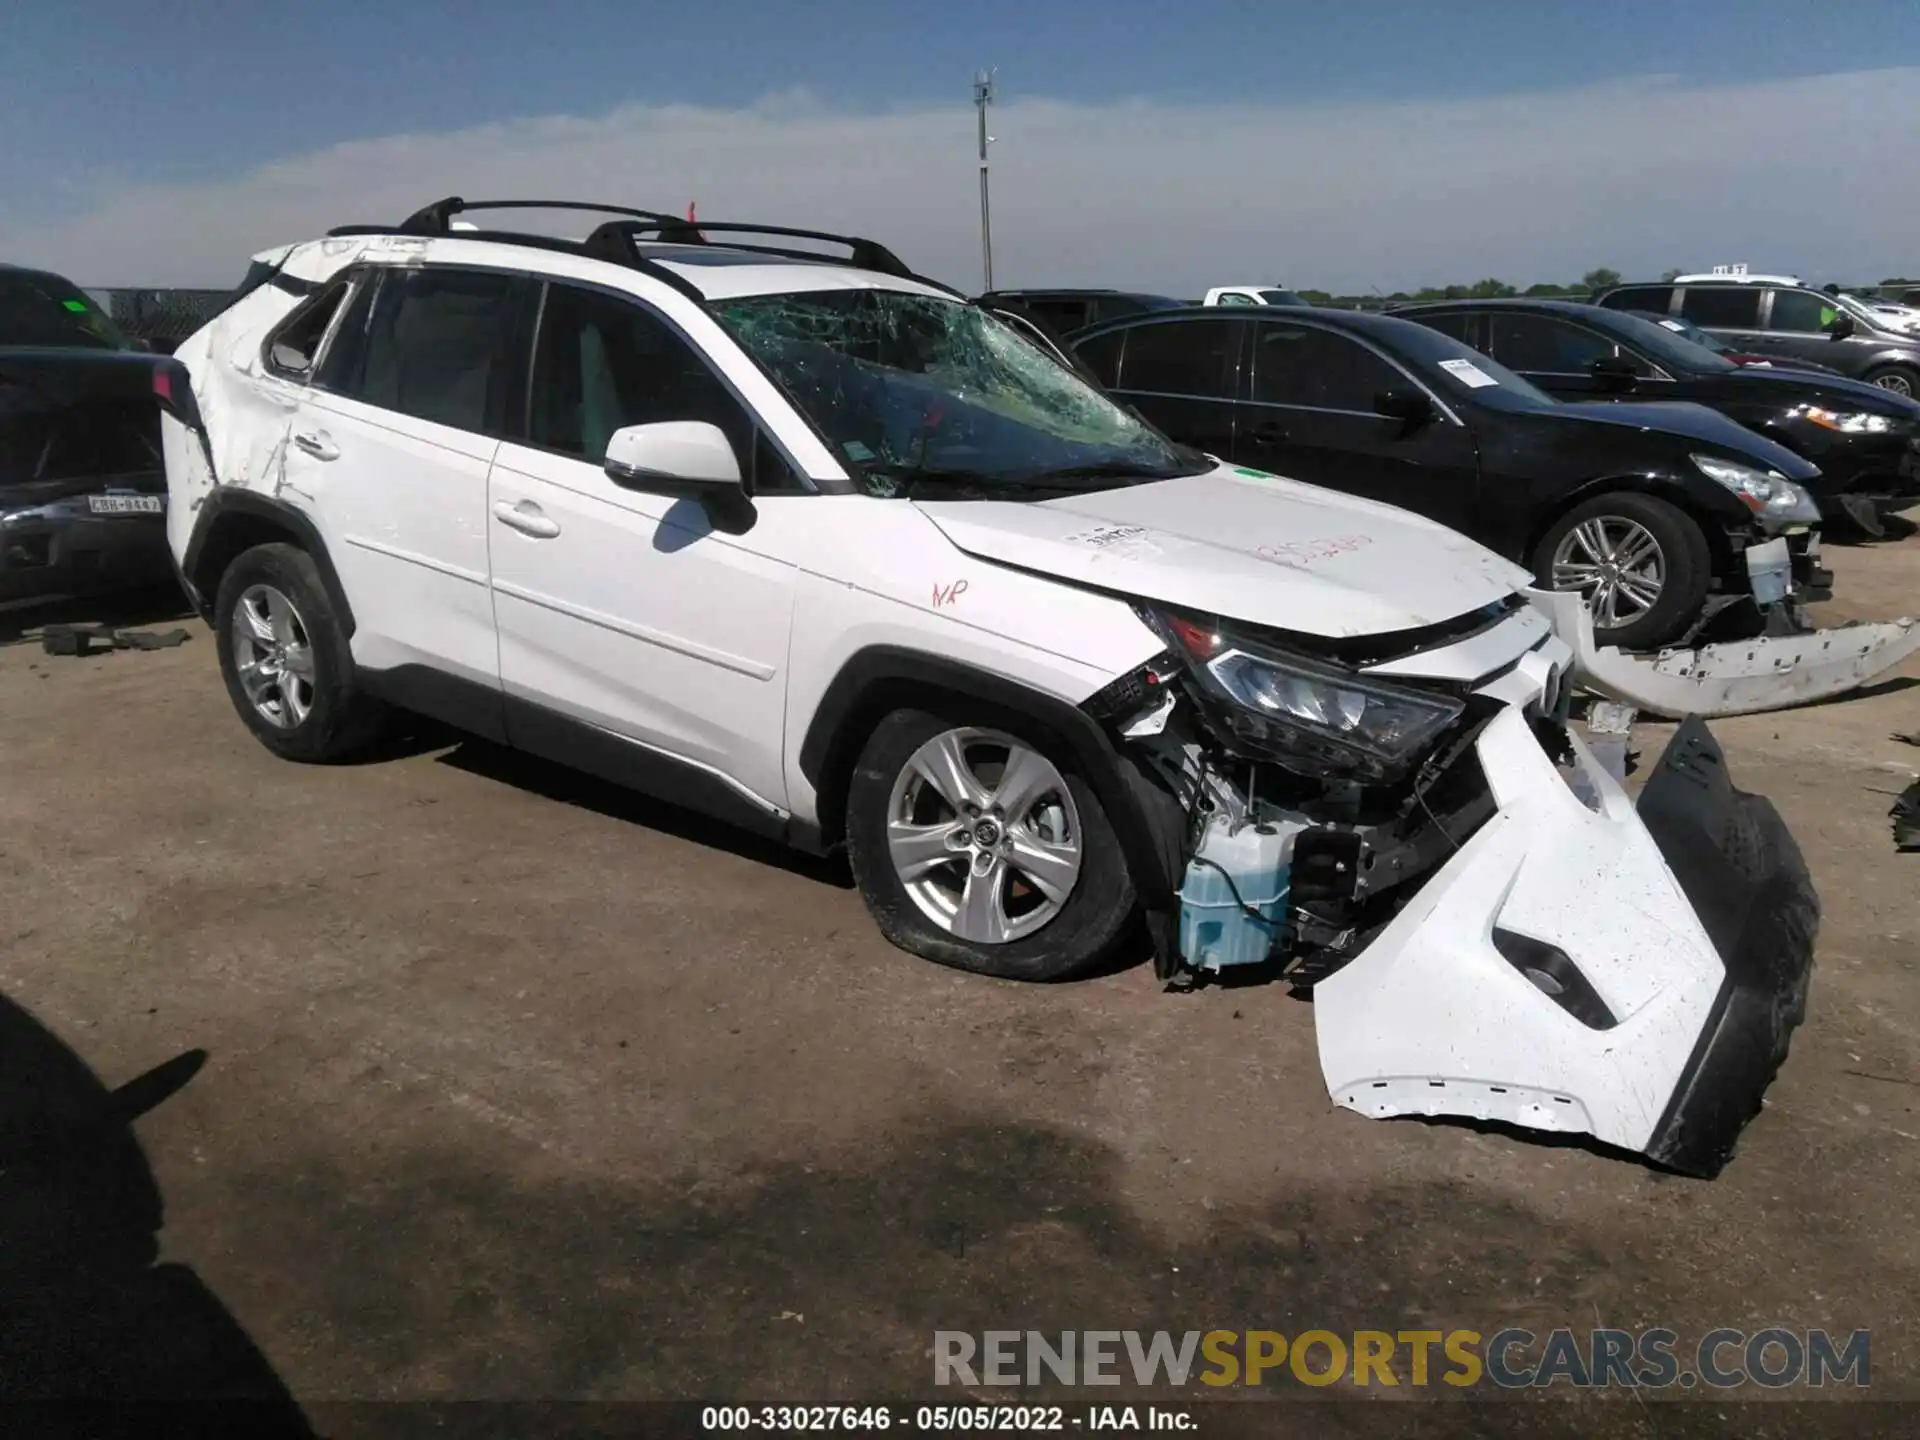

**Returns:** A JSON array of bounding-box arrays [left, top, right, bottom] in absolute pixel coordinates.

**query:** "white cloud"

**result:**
[[7, 68, 1918, 292]]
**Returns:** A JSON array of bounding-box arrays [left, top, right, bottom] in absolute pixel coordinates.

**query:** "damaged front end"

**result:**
[[1088, 598, 1818, 1177]]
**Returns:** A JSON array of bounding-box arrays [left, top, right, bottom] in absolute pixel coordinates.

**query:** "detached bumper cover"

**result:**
[[1636, 718, 1819, 1175], [1527, 585, 1920, 718], [1313, 708, 1816, 1176]]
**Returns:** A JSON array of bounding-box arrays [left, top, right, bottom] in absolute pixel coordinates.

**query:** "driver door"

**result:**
[[486, 280, 800, 811]]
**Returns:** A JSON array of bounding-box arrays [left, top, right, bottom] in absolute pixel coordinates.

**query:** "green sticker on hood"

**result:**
[[1234, 466, 1274, 479], [61, 298, 90, 312]]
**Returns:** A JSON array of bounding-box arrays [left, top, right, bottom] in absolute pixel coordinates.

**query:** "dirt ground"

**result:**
[[1, 532, 1916, 1438]]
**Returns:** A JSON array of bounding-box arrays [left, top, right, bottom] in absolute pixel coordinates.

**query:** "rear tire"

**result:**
[[213, 543, 382, 763], [1532, 492, 1710, 650], [844, 707, 1136, 982]]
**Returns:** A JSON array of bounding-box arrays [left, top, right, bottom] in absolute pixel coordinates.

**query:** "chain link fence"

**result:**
[[83, 287, 236, 354]]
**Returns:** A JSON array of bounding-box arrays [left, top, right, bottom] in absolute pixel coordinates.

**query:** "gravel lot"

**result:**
[[1, 533, 1916, 1437]]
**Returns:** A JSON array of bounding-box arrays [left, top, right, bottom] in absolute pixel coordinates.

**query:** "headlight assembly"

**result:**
[[1691, 453, 1818, 525], [1140, 608, 1464, 782], [1799, 406, 1893, 435]]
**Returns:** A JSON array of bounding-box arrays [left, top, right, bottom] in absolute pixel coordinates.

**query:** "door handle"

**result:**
[[292, 428, 339, 461], [493, 499, 561, 538], [1249, 419, 1288, 447]]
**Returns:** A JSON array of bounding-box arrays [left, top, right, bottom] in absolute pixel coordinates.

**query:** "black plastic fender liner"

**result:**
[[799, 646, 1188, 971], [180, 487, 358, 638], [1637, 717, 1821, 1178]]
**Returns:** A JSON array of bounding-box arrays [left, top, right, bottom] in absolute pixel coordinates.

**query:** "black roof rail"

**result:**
[[325, 196, 960, 301]]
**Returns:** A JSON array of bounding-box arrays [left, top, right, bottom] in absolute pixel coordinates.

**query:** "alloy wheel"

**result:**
[[231, 583, 316, 728], [885, 728, 1083, 945], [1872, 371, 1916, 397], [1550, 517, 1667, 628]]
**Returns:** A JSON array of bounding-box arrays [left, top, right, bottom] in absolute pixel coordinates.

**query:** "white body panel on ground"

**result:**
[[1528, 586, 1920, 718], [1313, 707, 1723, 1152]]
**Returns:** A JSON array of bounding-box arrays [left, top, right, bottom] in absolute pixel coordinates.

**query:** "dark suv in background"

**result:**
[[1395, 299, 1920, 534], [1596, 277, 1920, 397]]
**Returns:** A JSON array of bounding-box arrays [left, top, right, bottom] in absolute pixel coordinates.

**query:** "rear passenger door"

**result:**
[[1677, 285, 1765, 354], [1103, 317, 1243, 458], [1238, 319, 1480, 531], [283, 263, 534, 718]]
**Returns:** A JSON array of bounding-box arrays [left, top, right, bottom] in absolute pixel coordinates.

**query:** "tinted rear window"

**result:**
[[1599, 285, 1674, 315], [0, 270, 130, 349], [1116, 319, 1239, 398], [1680, 286, 1761, 328]]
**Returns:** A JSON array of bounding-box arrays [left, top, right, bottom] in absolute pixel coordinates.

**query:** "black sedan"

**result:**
[[1065, 306, 1827, 651], [2, 265, 178, 604], [1395, 298, 1920, 534]]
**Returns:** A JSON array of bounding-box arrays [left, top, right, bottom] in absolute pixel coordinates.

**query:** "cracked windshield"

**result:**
[[714, 289, 1205, 496]]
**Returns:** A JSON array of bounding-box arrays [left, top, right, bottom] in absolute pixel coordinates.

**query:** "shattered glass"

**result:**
[[714, 290, 1197, 497]]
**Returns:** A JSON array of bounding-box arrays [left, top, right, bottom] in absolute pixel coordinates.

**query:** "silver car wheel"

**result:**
[[1551, 517, 1666, 628], [1872, 370, 1915, 397], [232, 583, 316, 729], [886, 727, 1083, 945]]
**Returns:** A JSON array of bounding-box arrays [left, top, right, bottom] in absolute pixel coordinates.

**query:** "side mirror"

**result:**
[[268, 341, 311, 376], [1373, 388, 1434, 425], [603, 420, 754, 532], [1588, 355, 1639, 392], [1826, 312, 1856, 340], [604, 420, 743, 492]]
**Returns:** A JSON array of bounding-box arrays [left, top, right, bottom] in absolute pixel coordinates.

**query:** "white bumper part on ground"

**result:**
[[1526, 586, 1920, 718], [1313, 707, 1724, 1157]]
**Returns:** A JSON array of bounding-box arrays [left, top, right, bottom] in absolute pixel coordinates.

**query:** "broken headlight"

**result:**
[[1140, 608, 1464, 783], [1691, 453, 1817, 525]]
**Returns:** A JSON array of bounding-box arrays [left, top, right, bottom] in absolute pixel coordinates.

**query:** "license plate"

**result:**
[[87, 494, 164, 515]]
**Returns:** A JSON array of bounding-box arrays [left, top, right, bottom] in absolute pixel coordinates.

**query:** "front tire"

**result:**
[[844, 708, 1136, 981], [1532, 492, 1711, 650], [214, 543, 381, 762]]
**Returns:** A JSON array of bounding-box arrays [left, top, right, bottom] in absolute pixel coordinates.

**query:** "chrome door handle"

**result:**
[[493, 499, 560, 538], [292, 428, 338, 461]]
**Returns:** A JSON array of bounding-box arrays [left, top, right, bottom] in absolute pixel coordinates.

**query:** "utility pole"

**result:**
[[974, 69, 995, 292]]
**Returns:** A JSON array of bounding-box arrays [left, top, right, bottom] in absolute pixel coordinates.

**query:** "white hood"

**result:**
[[914, 464, 1532, 638]]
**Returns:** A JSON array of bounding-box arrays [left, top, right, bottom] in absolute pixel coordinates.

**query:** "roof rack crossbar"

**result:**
[[397, 197, 687, 234], [604, 219, 914, 279], [320, 220, 707, 305]]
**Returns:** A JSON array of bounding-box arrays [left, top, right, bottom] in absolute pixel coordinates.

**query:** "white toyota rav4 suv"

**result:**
[[160, 198, 1817, 1176]]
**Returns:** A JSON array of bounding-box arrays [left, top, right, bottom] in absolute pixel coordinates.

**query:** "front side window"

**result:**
[[1214, 292, 1259, 307], [1118, 319, 1240, 398], [1251, 324, 1403, 410], [1487, 314, 1614, 373], [714, 289, 1201, 497], [338, 267, 522, 433], [1680, 286, 1761, 329], [1768, 289, 1838, 334], [529, 283, 798, 491]]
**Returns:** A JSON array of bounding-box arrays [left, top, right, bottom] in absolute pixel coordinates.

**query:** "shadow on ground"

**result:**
[[0, 582, 195, 647], [0, 991, 312, 1435], [214, 1102, 1914, 1438]]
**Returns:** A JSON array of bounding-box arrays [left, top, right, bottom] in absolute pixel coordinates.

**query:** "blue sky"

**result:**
[[4, 1, 1918, 289]]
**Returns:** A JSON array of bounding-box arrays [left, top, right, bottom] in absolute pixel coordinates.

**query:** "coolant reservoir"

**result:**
[[1177, 814, 1304, 971]]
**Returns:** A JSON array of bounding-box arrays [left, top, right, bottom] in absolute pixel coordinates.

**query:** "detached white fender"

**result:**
[[1313, 708, 1817, 1177], [1526, 586, 1920, 718]]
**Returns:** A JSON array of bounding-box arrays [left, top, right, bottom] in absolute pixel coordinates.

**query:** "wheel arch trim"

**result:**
[[181, 487, 356, 638]]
